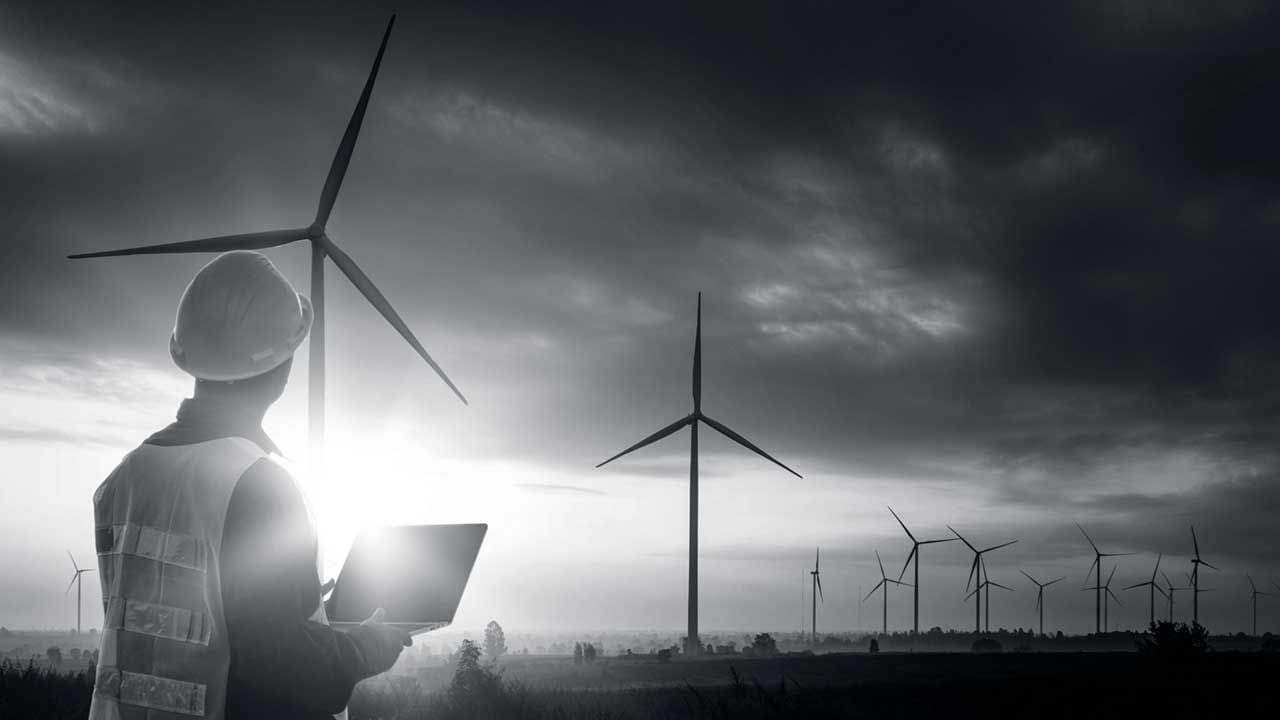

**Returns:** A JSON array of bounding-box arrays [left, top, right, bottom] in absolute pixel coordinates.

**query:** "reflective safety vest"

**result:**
[[89, 437, 294, 720]]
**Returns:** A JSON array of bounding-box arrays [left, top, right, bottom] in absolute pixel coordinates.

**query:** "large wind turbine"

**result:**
[[810, 548, 824, 644], [1083, 564, 1122, 632], [888, 507, 955, 635], [1123, 554, 1168, 628], [1020, 570, 1063, 637], [67, 15, 466, 461], [1247, 575, 1272, 636], [1189, 526, 1217, 626], [596, 293, 801, 655], [949, 526, 1016, 634], [863, 550, 909, 634], [1078, 524, 1131, 635], [65, 552, 94, 634]]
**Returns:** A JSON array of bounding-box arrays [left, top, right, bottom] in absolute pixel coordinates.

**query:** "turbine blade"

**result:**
[[982, 540, 1017, 553], [948, 526, 977, 552], [1191, 526, 1200, 559], [1107, 588, 1121, 604], [1152, 553, 1162, 581], [1105, 565, 1117, 587], [815, 547, 820, 572], [1045, 577, 1064, 586], [1077, 523, 1099, 554], [964, 587, 978, 602], [1020, 570, 1038, 586], [319, 235, 467, 405], [1122, 582, 1145, 591], [1248, 575, 1257, 593], [876, 550, 887, 580], [699, 413, 801, 478], [596, 414, 694, 468], [816, 573, 824, 602], [314, 15, 396, 229], [67, 550, 78, 572], [888, 506, 915, 542], [989, 581, 1012, 592], [1035, 592, 1042, 611], [1155, 586, 1169, 600], [966, 556, 979, 591], [65, 574, 77, 594], [68, 228, 310, 259], [920, 537, 957, 545], [1084, 556, 1099, 589], [1200, 560, 1219, 571], [898, 546, 916, 583], [864, 580, 885, 602], [692, 292, 702, 411], [1161, 571, 1173, 587]]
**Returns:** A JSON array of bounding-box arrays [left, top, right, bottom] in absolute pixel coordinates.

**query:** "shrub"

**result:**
[[868, 638, 879, 654], [971, 637, 1002, 653], [751, 633, 778, 655]]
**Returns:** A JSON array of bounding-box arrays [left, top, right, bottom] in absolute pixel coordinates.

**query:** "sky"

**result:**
[[3, 0, 1280, 636]]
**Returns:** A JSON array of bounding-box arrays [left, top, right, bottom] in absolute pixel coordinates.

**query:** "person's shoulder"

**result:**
[[236, 455, 304, 506]]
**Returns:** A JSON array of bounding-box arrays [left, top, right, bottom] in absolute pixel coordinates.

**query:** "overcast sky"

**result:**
[[3, 0, 1280, 636]]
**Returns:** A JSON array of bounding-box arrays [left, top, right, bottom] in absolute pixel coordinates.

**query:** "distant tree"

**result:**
[[483, 621, 508, 659], [583, 643, 597, 663], [750, 633, 778, 655], [46, 647, 62, 666], [868, 638, 880, 654], [70, 648, 82, 660], [1137, 621, 1209, 658], [656, 648, 672, 663], [573, 642, 583, 665], [447, 639, 503, 707]]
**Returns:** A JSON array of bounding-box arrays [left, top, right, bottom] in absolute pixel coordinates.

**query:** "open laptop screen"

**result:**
[[327, 523, 486, 633]]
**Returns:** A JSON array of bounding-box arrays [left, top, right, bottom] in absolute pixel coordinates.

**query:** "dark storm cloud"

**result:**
[[5, 0, 1280, 569]]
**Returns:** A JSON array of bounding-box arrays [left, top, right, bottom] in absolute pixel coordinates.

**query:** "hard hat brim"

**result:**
[[170, 293, 313, 382]]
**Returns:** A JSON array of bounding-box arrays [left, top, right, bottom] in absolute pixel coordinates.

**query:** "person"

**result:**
[[89, 251, 410, 720]]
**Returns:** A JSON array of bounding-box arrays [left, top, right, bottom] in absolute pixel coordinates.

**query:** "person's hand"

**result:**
[[352, 608, 412, 677]]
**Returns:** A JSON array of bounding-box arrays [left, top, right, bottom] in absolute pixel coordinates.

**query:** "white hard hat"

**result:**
[[169, 251, 313, 381]]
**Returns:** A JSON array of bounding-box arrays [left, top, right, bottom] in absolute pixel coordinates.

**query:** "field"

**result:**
[[8, 634, 1280, 719]]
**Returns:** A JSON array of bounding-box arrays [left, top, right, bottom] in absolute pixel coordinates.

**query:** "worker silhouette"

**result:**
[[89, 251, 409, 720]]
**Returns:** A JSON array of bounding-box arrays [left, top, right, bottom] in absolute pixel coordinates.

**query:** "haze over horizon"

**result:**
[[3, 1, 1280, 636]]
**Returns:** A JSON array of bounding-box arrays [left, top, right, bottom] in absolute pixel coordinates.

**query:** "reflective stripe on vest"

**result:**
[[104, 596, 213, 645], [95, 666, 207, 716]]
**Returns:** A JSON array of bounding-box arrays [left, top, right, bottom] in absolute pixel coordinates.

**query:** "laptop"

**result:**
[[327, 523, 487, 635]]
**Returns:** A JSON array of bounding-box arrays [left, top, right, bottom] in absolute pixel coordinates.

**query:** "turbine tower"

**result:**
[[949, 526, 1016, 634], [1078, 524, 1131, 635], [965, 571, 1012, 633], [596, 293, 801, 655], [65, 552, 94, 634], [810, 548, 824, 645], [888, 506, 955, 635], [67, 15, 467, 463], [1123, 554, 1168, 628], [1189, 526, 1217, 626], [863, 550, 910, 634], [1020, 570, 1064, 637], [1083, 564, 1122, 632], [1247, 575, 1272, 636]]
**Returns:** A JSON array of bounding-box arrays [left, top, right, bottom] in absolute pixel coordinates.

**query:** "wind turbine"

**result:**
[[596, 293, 801, 655], [1077, 524, 1131, 635], [1123, 554, 1168, 627], [66, 15, 467, 462], [1020, 570, 1064, 637], [1083, 564, 1122, 632], [1247, 575, 1272, 636], [964, 572, 1012, 633], [948, 526, 1016, 634], [810, 548, 824, 644], [1161, 571, 1187, 623], [863, 550, 910, 634], [1189, 526, 1218, 626], [65, 552, 94, 634], [888, 507, 955, 635]]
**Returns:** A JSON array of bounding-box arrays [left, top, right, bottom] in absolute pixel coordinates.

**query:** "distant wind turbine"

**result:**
[[1123, 554, 1169, 628], [1247, 575, 1272, 637], [596, 293, 801, 655], [888, 507, 955, 635], [65, 552, 94, 634], [67, 15, 467, 462], [810, 548, 824, 645], [949, 526, 1016, 634], [863, 550, 910, 634], [1161, 571, 1187, 623], [1078, 524, 1131, 635], [1083, 564, 1122, 632], [1020, 570, 1064, 637], [965, 570, 1012, 633], [1189, 526, 1218, 626]]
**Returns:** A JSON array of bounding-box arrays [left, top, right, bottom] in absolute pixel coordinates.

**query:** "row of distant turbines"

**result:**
[[804, 518, 1278, 640]]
